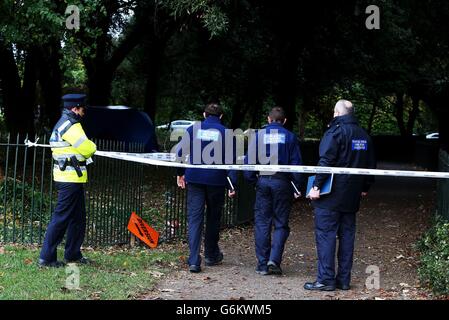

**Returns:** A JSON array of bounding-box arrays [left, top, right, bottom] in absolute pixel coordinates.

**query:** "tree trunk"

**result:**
[[249, 103, 263, 129], [20, 47, 39, 136], [394, 93, 407, 137], [439, 107, 449, 152], [367, 100, 378, 135], [143, 38, 166, 121], [432, 92, 449, 152], [230, 97, 245, 129], [230, 86, 262, 130], [422, 90, 449, 152], [274, 42, 299, 131], [297, 108, 306, 140], [39, 40, 63, 128], [143, 67, 159, 122], [406, 95, 420, 136], [0, 41, 22, 134], [0, 42, 37, 136], [85, 61, 114, 106]]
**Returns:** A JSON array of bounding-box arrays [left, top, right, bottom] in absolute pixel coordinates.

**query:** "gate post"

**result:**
[[437, 149, 449, 220]]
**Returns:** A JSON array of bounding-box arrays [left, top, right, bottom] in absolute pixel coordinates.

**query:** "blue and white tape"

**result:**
[[24, 140, 449, 179]]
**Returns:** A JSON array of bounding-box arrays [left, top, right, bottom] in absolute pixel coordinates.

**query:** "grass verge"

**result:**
[[0, 244, 184, 300]]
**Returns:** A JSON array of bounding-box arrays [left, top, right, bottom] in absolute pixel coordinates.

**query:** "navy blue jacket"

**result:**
[[243, 122, 302, 187], [312, 114, 376, 213], [176, 116, 235, 188]]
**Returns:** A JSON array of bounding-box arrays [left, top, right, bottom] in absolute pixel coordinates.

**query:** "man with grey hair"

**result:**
[[334, 99, 354, 116], [304, 99, 376, 291]]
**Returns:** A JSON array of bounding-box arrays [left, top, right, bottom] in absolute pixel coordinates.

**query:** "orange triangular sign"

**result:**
[[127, 212, 159, 248]]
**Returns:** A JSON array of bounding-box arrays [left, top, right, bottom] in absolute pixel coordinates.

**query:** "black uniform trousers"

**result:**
[[187, 183, 225, 267], [314, 208, 356, 286], [254, 176, 293, 271], [40, 182, 86, 262]]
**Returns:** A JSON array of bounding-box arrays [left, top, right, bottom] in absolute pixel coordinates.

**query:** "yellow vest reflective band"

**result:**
[[51, 120, 97, 183]]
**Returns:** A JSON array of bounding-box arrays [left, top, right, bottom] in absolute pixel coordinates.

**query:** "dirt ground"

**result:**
[[144, 163, 437, 300]]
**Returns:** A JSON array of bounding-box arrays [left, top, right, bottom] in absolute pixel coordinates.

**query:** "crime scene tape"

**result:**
[[94, 151, 449, 179], [23, 139, 449, 179]]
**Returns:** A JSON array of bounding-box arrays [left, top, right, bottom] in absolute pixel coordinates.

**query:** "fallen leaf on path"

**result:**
[[148, 270, 164, 278]]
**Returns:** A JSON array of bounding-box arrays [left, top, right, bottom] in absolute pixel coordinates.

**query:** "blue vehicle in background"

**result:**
[[82, 106, 159, 153]]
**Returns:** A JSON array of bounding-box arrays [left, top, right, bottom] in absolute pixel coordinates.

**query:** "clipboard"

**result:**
[[306, 174, 333, 198]]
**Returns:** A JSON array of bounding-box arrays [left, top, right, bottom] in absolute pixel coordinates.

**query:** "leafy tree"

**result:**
[[0, 0, 64, 134]]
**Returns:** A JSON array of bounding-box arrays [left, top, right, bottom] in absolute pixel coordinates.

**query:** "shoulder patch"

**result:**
[[263, 133, 286, 144], [352, 139, 368, 151], [196, 129, 220, 142]]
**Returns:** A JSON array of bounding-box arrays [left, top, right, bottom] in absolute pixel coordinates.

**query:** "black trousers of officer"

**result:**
[[254, 176, 292, 271], [314, 208, 356, 286], [40, 182, 86, 262], [187, 183, 225, 267]]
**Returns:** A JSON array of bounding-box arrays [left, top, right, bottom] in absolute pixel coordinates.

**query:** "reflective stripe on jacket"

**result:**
[[50, 109, 97, 183]]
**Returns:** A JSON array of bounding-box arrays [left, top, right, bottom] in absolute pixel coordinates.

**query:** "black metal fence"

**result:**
[[161, 170, 254, 242], [0, 133, 144, 246], [1, 132, 254, 247], [438, 149, 449, 220]]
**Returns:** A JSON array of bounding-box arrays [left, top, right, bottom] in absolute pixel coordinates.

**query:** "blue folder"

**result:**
[[306, 174, 333, 198]]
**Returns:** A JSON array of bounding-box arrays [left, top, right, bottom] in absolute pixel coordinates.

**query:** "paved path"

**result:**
[[145, 163, 436, 300]]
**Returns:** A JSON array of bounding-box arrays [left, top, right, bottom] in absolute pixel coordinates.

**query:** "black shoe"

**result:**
[[255, 266, 269, 275], [65, 257, 92, 265], [189, 265, 201, 273], [304, 281, 336, 291], [205, 252, 224, 266], [267, 261, 282, 275], [38, 259, 66, 268], [336, 283, 351, 290]]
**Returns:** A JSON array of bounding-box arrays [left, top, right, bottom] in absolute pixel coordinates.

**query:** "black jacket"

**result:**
[[312, 114, 376, 213]]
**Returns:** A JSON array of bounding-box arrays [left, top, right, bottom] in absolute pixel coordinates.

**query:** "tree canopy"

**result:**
[[0, 0, 448, 150]]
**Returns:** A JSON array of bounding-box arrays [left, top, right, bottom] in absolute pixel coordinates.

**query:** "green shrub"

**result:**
[[416, 216, 449, 296]]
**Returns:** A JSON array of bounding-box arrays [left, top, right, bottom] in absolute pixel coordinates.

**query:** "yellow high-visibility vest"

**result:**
[[50, 112, 97, 183]]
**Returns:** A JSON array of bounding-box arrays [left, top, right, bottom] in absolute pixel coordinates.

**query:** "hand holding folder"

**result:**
[[306, 174, 334, 199]]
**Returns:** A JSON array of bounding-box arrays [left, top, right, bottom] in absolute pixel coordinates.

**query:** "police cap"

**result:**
[[62, 94, 87, 109]]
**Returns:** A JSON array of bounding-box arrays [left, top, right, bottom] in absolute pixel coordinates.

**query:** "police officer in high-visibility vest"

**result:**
[[304, 100, 376, 291], [38, 94, 97, 267], [244, 107, 302, 276]]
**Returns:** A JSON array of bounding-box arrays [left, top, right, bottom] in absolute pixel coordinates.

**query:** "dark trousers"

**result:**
[[314, 208, 356, 286], [40, 182, 86, 262], [254, 177, 292, 270], [187, 183, 225, 266]]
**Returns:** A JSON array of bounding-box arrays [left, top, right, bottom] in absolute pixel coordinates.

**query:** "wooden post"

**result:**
[[130, 234, 137, 247]]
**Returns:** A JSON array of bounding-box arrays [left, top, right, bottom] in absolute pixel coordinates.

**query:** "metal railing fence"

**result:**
[[0, 133, 144, 246]]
